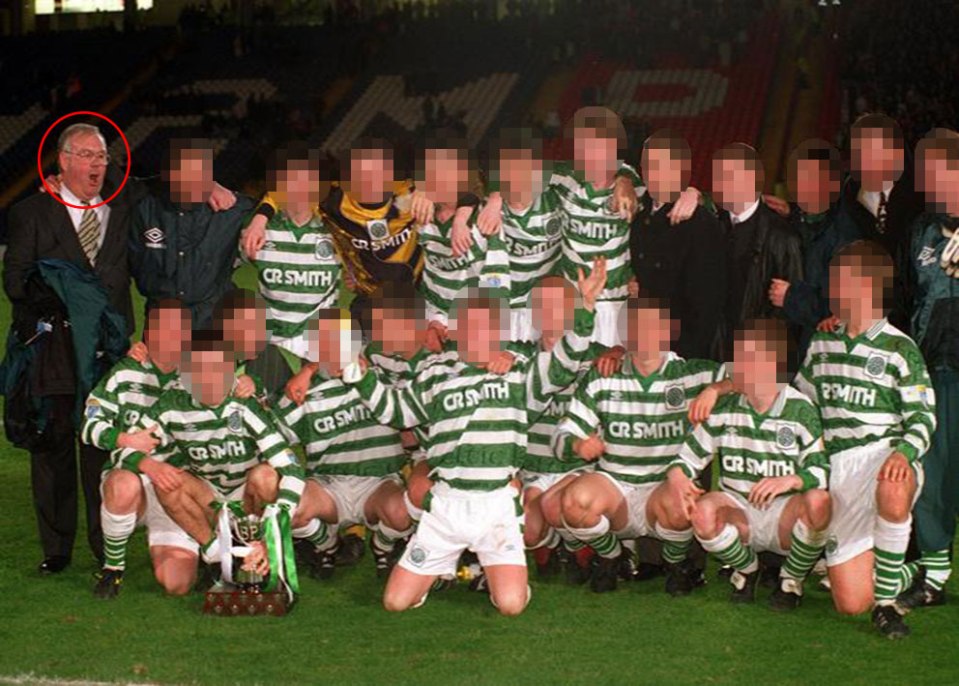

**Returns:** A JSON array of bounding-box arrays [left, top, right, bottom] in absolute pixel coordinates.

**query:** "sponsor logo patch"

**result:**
[[143, 227, 166, 249]]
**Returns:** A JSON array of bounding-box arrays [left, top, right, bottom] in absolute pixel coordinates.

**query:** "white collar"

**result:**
[[60, 182, 102, 208], [730, 197, 761, 224]]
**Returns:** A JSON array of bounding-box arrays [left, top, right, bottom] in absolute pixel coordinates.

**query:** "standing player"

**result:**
[[552, 299, 724, 595], [668, 318, 832, 609], [794, 240, 937, 638], [242, 139, 423, 340], [416, 144, 510, 336], [895, 129, 959, 610], [477, 108, 701, 347], [81, 300, 196, 597], [342, 261, 608, 615], [274, 309, 413, 579], [242, 144, 341, 397]]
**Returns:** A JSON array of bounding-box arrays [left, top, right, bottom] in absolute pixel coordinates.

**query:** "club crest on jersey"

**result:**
[[143, 227, 166, 249], [545, 216, 563, 238], [864, 353, 887, 379], [776, 423, 796, 450], [408, 545, 428, 567], [917, 245, 938, 267], [315, 237, 335, 260], [227, 410, 243, 433], [123, 410, 141, 426], [367, 219, 389, 241], [664, 385, 686, 410]]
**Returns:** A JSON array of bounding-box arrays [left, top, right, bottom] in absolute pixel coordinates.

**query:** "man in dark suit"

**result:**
[[3, 123, 135, 574], [839, 114, 925, 331]]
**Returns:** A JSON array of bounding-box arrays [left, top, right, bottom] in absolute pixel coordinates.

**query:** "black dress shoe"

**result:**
[[38, 556, 70, 575]]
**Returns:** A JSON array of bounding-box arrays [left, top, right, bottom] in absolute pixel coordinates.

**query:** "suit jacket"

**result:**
[[4, 179, 136, 337]]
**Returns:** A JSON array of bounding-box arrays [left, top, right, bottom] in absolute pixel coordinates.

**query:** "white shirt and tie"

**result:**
[[857, 180, 894, 218], [60, 183, 110, 264]]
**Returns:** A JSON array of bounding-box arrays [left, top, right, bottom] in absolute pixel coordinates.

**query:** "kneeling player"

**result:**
[[113, 332, 306, 578], [274, 309, 413, 579], [343, 261, 607, 615], [669, 319, 831, 609], [795, 241, 937, 638], [518, 276, 604, 577], [553, 299, 723, 595], [81, 301, 196, 597]]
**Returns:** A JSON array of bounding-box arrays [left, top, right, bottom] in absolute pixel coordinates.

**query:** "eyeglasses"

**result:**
[[62, 149, 111, 163]]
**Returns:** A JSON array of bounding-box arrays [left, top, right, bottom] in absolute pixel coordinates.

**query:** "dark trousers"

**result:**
[[31, 394, 107, 561], [245, 343, 297, 402], [914, 370, 959, 553]]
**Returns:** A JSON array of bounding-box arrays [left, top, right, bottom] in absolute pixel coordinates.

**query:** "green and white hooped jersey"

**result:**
[[418, 208, 510, 326], [794, 318, 937, 462], [81, 357, 181, 454], [362, 342, 450, 451], [114, 389, 305, 509], [350, 309, 595, 491], [555, 352, 723, 485], [273, 372, 406, 478], [672, 386, 830, 499], [251, 211, 341, 357], [550, 161, 643, 301], [501, 187, 565, 309], [523, 340, 604, 474]]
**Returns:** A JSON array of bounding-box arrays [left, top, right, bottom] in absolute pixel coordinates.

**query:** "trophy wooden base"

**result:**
[[202, 581, 294, 616]]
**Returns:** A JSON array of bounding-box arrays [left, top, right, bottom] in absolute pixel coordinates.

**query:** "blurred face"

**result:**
[[371, 306, 419, 357], [829, 264, 879, 323], [311, 314, 362, 375], [169, 148, 214, 205], [574, 129, 618, 180], [182, 348, 234, 406], [792, 159, 840, 214], [627, 307, 672, 358], [275, 163, 320, 211], [852, 129, 904, 191], [347, 148, 393, 202], [455, 304, 503, 366], [422, 149, 467, 205], [712, 156, 759, 213], [732, 336, 780, 398], [221, 305, 267, 360], [498, 149, 543, 202], [919, 151, 959, 213], [531, 280, 575, 340], [144, 307, 190, 372], [643, 146, 687, 204], [58, 131, 108, 202]]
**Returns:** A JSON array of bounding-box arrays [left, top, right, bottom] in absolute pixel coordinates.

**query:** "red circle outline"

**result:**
[[37, 110, 131, 211]]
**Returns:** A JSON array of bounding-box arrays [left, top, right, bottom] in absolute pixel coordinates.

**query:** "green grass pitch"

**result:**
[[0, 267, 956, 685]]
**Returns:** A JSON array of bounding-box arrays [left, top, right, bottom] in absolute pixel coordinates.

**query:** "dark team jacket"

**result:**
[[782, 202, 862, 357], [129, 189, 254, 330]]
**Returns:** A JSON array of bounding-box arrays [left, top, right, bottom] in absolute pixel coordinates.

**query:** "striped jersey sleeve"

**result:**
[[241, 399, 305, 509], [893, 338, 937, 461], [526, 308, 596, 420], [273, 375, 406, 478]]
